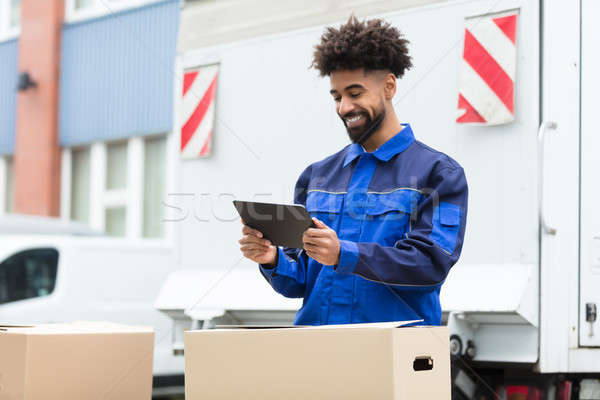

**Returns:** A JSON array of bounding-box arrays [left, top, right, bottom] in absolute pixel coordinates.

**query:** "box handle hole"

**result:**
[[413, 356, 433, 371]]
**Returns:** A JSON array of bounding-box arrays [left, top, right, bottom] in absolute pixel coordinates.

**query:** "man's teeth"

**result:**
[[347, 115, 362, 123]]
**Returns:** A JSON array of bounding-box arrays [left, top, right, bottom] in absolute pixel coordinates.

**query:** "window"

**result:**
[[65, 0, 163, 23], [4, 156, 14, 213], [106, 141, 127, 190], [63, 134, 168, 239], [143, 135, 166, 238], [9, 0, 20, 29], [103, 140, 128, 236], [74, 0, 94, 10], [0, 0, 20, 40], [70, 147, 90, 223], [105, 206, 127, 236], [0, 248, 59, 304]]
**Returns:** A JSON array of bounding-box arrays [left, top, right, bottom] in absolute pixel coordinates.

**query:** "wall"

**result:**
[[0, 39, 18, 155], [179, 0, 446, 52], [59, 0, 180, 146]]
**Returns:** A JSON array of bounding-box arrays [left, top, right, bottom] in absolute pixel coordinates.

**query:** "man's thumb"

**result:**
[[313, 218, 326, 229]]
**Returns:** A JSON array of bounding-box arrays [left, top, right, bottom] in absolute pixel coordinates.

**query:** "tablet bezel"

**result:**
[[233, 200, 315, 249]]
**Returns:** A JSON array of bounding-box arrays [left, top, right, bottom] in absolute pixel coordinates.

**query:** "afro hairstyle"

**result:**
[[311, 15, 412, 78]]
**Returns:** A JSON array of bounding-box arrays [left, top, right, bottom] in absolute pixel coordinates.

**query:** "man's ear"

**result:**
[[383, 73, 397, 100]]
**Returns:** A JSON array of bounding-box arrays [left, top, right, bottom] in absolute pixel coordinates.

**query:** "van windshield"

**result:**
[[0, 248, 59, 304]]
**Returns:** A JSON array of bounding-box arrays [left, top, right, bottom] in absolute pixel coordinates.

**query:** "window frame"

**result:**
[[64, 0, 166, 24], [0, 156, 6, 214], [67, 146, 91, 223], [0, 155, 14, 214], [142, 134, 167, 238]]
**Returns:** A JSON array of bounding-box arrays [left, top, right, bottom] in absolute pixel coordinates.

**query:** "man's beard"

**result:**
[[342, 106, 386, 145]]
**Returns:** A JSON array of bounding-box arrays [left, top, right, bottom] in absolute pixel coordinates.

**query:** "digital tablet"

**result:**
[[233, 200, 315, 249]]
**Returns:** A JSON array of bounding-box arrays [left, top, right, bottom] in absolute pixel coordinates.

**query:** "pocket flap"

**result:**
[[439, 204, 461, 226], [365, 190, 418, 216], [306, 190, 344, 213]]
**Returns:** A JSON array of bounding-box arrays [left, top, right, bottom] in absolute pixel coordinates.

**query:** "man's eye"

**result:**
[[334, 97, 341, 102], [350, 93, 361, 98]]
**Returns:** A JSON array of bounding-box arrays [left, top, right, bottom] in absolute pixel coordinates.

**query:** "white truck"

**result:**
[[157, 0, 600, 398]]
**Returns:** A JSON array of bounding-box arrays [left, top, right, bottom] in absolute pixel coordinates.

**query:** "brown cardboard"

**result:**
[[185, 321, 450, 400], [0, 321, 154, 400]]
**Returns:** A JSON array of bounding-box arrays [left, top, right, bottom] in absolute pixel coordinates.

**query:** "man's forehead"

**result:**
[[329, 69, 384, 91]]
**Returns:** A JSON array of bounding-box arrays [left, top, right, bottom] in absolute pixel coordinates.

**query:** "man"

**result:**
[[239, 16, 468, 326]]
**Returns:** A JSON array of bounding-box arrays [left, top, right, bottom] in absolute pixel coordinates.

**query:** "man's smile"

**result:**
[[344, 112, 367, 128]]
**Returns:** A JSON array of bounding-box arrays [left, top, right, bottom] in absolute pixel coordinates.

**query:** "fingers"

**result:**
[[244, 248, 270, 258], [302, 235, 324, 247], [303, 243, 320, 254], [303, 234, 325, 249], [304, 247, 316, 256], [304, 248, 321, 262], [304, 228, 330, 238], [241, 224, 263, 238], [241, 243, 274, 262], [239, 235, 271, 247], [240, 242, 270, 252], [303, 227, 335, 246]]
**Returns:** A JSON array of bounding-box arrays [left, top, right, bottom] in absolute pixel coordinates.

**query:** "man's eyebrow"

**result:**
[[329, 84, 365, 95], [344, 84, 365, 91]]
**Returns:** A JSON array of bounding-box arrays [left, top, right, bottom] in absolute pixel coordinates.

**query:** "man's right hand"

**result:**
[[239, 221, 278, 266]]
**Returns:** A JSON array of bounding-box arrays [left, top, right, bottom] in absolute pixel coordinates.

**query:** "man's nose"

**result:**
[[338, 96, 354, 116]]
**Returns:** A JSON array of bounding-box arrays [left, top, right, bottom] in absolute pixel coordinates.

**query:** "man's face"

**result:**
[[329, 69, 387, 144]]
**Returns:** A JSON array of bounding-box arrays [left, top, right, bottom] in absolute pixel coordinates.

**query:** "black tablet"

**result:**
[[233, 200, 315, 249]]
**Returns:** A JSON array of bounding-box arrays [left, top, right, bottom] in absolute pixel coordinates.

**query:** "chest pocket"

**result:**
[[361, 189, 420, 245], [305, 190, 344, 226]]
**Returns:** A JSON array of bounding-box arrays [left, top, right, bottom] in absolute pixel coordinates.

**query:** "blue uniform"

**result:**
[[259, 124, 468, 326]]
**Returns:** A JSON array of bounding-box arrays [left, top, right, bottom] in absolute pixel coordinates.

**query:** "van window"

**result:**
[[0, 248, 59, 304]]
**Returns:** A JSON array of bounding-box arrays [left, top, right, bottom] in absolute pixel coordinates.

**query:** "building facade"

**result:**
[[0, 0, 179, 238]]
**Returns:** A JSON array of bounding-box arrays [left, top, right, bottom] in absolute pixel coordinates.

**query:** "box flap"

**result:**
[[0, 325, 34, 331], [0, 321, 153, 335], [214, 325, 303, 329], [306, 320, 424, 329], [210, 320, 424, 331]]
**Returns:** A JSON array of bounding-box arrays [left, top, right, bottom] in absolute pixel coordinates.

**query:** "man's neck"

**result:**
[[361, 110, 403, 153]]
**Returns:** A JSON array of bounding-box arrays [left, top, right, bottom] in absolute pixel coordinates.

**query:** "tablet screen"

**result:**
[[233, 200, 314, 249]]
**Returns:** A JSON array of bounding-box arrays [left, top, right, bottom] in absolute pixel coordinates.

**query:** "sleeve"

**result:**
[[258, 165, 312, 298], [335, 165, 468, 289]]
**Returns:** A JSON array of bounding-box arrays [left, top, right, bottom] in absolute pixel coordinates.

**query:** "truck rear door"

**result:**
[[580, 0, 600, 347]]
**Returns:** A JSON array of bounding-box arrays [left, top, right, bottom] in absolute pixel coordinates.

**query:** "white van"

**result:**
[[0, 215, 183, 396]]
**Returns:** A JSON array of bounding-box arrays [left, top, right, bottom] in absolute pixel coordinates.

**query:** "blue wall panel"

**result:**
[[0, 39, 18, 155], [60, 0, 179, 146]]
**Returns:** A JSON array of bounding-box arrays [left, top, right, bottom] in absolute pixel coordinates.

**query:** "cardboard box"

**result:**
[[0, 321, 154, 400], [185, 321, 450, 399]]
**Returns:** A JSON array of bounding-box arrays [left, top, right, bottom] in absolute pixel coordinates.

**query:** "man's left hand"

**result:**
[[303, 218, 341, 266]]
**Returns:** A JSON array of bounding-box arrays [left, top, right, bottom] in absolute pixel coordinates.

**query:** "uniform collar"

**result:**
[[343, 123, 415, 167]]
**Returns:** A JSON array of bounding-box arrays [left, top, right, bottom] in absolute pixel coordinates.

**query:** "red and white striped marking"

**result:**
[[181, 65, 219, 159], [457, 11, 518, 125]]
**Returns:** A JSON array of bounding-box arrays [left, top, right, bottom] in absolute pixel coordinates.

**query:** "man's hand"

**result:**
[[303, 218, 341, 266], [239, 221, 278, 266]]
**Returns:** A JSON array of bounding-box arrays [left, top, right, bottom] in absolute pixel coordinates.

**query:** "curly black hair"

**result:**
[[311, 16, 412, 78]]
